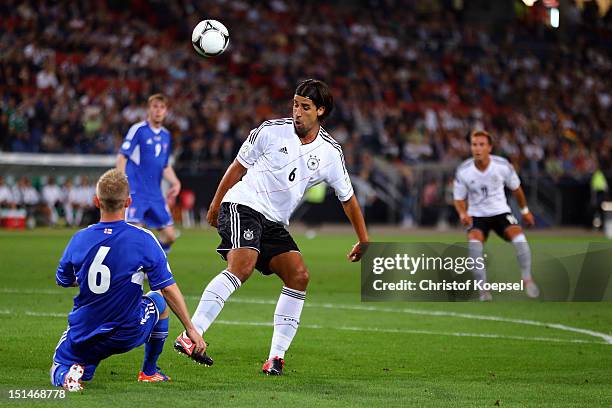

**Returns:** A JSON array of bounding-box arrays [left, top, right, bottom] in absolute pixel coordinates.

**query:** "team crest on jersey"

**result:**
[[146, 138, 153, 144], [243, 229, 254, 241], [163, 143, 168, 153], [307, 155, 320, 170], [240, 143, 252, 156]]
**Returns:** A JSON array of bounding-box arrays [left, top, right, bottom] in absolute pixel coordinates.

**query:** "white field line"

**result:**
[[222, 297, 612, 345], [1, 287, 611, 345], [0, 309, 600, 345]]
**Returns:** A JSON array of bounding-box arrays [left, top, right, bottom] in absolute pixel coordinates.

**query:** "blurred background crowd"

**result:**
[[1, 0, 611, 227]]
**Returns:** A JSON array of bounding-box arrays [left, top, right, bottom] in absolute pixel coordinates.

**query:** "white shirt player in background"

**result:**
[[453, 130, 539, 300], [0, 176, 16, 208], [41, 176, 64, 226], [63, 179, 81, 227], [60, 176, 95, 227], [174, 79, 369, 375]]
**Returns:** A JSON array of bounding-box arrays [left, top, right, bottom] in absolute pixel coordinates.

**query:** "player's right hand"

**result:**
[[348, 241, 367, 262], [185, 327, 206, 354], [207, 206, 220, 228], [459, 212, 472, 226], [522, 212, 535, 227]]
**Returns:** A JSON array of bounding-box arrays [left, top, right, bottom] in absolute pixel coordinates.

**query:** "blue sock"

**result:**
[[142, 318, 169, 375], [160, 242, 172, 255], [52, 365, 70, 387]]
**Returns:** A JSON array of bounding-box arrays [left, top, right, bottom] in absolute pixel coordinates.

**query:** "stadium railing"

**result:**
[[0, 153, 115, 177]]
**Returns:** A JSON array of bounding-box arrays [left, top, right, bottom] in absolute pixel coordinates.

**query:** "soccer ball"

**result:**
[[192, 20, 229, 58]]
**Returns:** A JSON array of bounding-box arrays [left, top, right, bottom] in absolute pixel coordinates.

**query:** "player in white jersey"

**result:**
[[453, 130, 539, 300], [0, 176, 16, 208], [41, 176, 64, 226], [174, 79, 369, 375]]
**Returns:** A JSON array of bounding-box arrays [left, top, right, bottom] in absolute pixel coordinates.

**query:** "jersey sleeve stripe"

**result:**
[[247, 122, 266, 144], [247, 118, 293, 144], [236, 154, 254, 168], [125, 121, 146, 141], [150, 276, 175, 289], [320, 133, 347, 174]]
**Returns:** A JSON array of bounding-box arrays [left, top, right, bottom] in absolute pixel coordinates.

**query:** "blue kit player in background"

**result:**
[[50, 169, 206, 392], [116, 94, 181, 254]]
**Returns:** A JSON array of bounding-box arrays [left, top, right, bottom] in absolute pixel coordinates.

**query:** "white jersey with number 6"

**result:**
[[223, 118, 354, 226], [453, 155, 521, 217]]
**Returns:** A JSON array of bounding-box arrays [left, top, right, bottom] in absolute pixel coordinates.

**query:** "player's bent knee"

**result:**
[[227, 265, 255, 283], [227, 249, 258, 282], [468, 229, 485, 242], [145, 291, 167, 317], [290, 265, 309, 290], [505, 226, 523, 241]]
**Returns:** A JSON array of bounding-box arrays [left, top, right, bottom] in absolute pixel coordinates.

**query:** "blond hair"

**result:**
[[96, 169, 129, 212], [147, 93, 168, 107], [470, 129, 492, 145]]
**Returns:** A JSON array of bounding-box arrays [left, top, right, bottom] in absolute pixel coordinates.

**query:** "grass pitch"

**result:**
[[0, 228, 610, 407]]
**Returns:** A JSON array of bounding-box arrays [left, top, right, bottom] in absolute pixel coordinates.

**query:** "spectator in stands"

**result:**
[[1, 0, 611, 229]]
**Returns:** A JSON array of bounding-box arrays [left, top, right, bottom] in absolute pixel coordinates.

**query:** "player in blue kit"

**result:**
[[116, 94, 181, 254], [50, 169, 206, 392]]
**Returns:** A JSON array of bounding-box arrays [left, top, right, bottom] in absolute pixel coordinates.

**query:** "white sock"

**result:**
[[469, 239, 487, 284], [74, 208, 83, 225], [191, 270, 241, 334], [511, 234, 532, 280], [269, 287, 305, 359], [65, 204, 73, 225]]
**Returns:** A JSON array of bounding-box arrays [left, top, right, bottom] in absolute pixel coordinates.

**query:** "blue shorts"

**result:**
[[50, 293, 165, 386], [126, 194, 173, 229]]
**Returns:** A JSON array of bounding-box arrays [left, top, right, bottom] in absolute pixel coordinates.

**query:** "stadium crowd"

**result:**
[[1, 0, 611, 227]]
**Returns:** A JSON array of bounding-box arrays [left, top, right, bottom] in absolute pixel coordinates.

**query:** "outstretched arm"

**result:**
[[207, 159, 247, 227], [160, 283, 206, 353], [341, 194, 369, 262], [511, 187, 535, 226]]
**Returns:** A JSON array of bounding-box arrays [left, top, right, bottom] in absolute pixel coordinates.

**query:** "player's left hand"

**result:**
[[522, 212, 535, 227], [166, 184, 181, 205], [348, 241, 367, 262]]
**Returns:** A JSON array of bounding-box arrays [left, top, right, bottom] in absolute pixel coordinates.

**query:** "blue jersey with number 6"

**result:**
[[55, 220, 175, 344]]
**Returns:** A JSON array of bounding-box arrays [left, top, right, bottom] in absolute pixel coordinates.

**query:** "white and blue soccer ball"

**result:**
[[192, 19, 229, 58]]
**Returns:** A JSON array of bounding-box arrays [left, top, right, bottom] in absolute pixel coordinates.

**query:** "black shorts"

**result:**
[[468, 213, 519, 241], [216, 202, 300, 275]]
